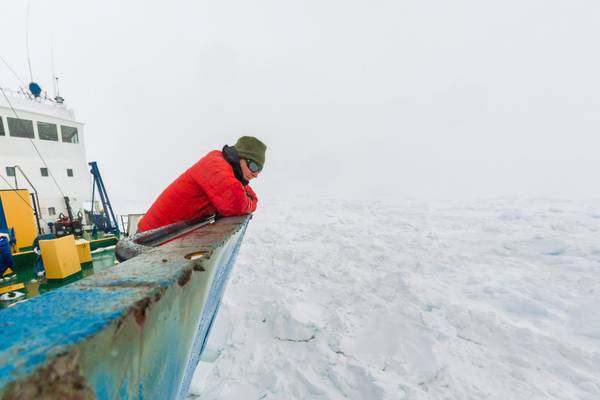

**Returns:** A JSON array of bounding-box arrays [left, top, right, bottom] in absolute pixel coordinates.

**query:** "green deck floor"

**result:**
[[0, 247, 118, 309]]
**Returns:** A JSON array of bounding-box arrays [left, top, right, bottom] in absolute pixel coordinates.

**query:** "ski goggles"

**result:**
[[246, 159, 262, 173]]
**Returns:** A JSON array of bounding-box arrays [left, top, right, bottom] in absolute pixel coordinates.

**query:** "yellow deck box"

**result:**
[[76, 239, 93, 264], [40, 235, 81, 279], [0, 190, 37, 251]]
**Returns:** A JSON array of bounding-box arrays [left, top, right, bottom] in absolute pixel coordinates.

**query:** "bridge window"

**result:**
[[5, 167, 15, 177], [7, 117, 34, 138], [41, 167, 49, 177], [48, 207, 56, 216], [38, 122, 59, 141], [61, 126, 79, 143], [67, 168, 74, 177], [0, 117, 5, 136]]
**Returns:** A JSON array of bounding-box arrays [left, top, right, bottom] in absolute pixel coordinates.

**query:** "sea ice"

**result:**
[[188, 198, 600, 400]]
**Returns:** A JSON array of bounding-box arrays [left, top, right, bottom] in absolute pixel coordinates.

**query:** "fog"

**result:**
[[2, 0, 600, 212]]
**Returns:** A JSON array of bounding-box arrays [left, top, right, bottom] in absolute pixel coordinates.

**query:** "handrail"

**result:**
[[115, 215, 216, 261], [0, 86, 64, 107]]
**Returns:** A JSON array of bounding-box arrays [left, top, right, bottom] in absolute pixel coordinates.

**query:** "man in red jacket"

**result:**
[[137, 136, 266, 232]]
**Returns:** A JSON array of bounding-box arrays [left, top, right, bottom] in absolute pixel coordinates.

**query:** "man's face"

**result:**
[[240, 159, 260, 181]]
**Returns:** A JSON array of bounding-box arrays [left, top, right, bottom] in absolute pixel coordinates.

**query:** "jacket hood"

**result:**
[[222, 145, 249, 186]]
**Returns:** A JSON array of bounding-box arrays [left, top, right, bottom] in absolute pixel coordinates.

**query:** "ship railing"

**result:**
[[115, 215, 216, 262], [0, 86, 65, 108]]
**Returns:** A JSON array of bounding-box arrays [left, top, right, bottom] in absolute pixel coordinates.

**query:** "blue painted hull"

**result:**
[[0, 216, 250, 399]]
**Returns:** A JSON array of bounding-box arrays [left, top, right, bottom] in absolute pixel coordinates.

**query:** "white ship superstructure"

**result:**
[[0, 89, 90, 230]]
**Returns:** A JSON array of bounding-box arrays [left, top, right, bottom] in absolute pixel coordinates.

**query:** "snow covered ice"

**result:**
[[187, 198, 600, 399]]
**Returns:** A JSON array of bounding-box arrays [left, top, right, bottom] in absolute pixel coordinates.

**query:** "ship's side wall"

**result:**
[[0, 215, 250, 399]]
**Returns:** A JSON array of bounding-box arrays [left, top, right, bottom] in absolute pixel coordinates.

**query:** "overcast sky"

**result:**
[[2, 0, 599, 212]]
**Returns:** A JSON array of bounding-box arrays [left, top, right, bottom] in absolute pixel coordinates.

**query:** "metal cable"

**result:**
[[0, 55, 26, 88]]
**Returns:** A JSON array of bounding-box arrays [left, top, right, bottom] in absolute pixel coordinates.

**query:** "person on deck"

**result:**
[[0, 236, 15, 278], [137, 136, 266, 232]]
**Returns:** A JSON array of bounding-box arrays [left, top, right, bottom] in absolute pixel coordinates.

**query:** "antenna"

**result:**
[[26, 0, 33, 82], [25, 0, 43, 99], [50, 35, 64, 103], [54, 76, 63, 104], [51, 37, 57, 97]]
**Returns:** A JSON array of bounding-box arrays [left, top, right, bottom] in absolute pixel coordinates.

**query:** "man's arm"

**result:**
[[190, 159, 257, 216]]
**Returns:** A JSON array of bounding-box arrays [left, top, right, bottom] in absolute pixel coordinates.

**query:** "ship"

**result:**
[[0, 86, 250, 398], [0, 86, 120, 303]]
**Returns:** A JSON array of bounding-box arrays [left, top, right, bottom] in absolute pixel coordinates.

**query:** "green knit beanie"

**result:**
[[234, 136, 267, 169]]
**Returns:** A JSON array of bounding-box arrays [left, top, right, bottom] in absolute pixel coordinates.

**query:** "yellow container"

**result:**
[[0, 190, 37, 251], [75, 239, 92, 264], [40, 235, 81, 279]]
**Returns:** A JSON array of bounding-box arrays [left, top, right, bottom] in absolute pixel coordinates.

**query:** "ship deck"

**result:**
[[0, 236, 119, 309]]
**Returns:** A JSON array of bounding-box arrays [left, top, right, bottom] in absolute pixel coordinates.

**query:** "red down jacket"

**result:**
[[137, 150, 257, 232]]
